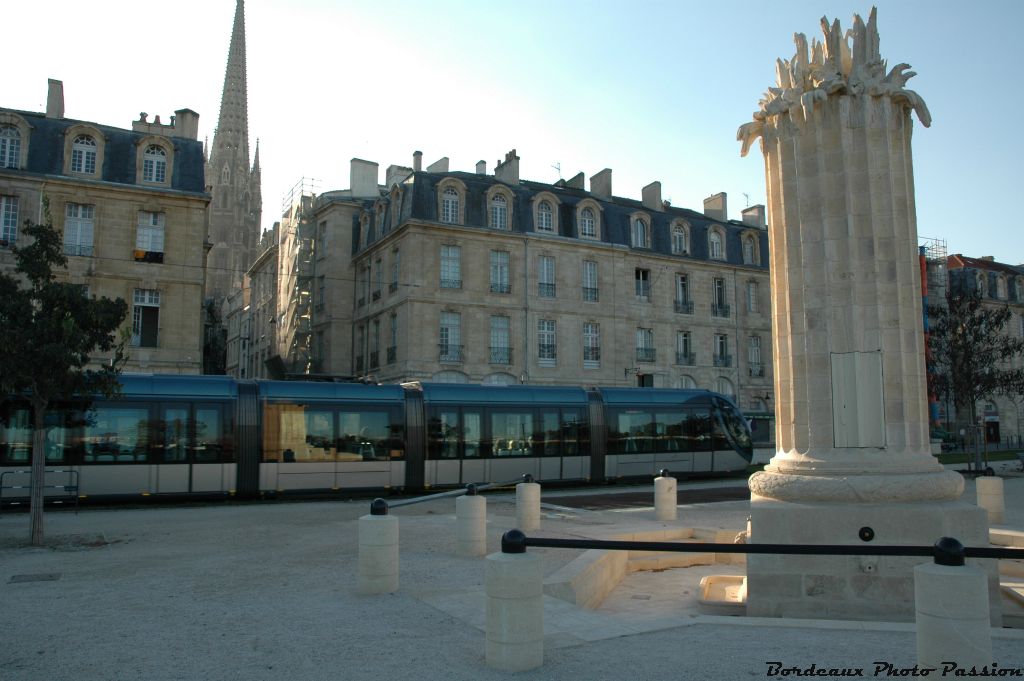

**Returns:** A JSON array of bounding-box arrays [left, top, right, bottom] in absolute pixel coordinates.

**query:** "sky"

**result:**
[[7, 0, 1024, 264]]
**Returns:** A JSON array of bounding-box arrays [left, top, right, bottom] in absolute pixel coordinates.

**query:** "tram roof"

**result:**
[[597, 388, 715, 406], [118, 374, 239, 398], [257, 380, 406, 402], [419, 383, 588, 405]]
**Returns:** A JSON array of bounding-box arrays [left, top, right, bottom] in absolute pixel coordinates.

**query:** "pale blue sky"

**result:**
[[8, 0, 1023, 263]]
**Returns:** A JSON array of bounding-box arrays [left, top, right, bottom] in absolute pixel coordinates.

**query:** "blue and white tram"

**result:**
[[0, 376, 753, 502]]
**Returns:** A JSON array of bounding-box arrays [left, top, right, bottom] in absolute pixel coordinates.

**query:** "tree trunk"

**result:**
[[30, 400, 46, 546], [970, 402, 983, 473]]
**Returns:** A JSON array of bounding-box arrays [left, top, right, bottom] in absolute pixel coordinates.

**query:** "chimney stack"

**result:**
[[642, 181, 664, 211], [173, 109, 200, 139], [476, 160, 487, 175], [350, 158, 380, 198], [565, 172, 585, 189], [426, 157, 449, 173], [590, 169, 612, 199], [413, 151, 423, 172], [741, 204, 766, 229], [494, 149, 520, 184], [703, 192, 728, 222], [46, 79, 64, 119]]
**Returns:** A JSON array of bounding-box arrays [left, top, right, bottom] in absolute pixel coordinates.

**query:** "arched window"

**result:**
[[441, 187, 459, 224], [715, 377, 735, 400], [143, 145, 167, 183], [483, 373, 516, 386], [743, 236, 755, 264], [631, 218, 649, 248], [0, 126, 21, 168], [580, 207, 596, 238], [678, 375, 697, 389], [432, 370, 469, 384], [709, 231, 723, 260], [221, 165, 230, 184], [976, 272, 986, 296], [71, 135, 97, 174], [490, 193, 508, 230], [996, 276, 1007, 300], [1016, 278, 1024, 301], [537, 200, 553, 232], [672, 225, 688, 255]]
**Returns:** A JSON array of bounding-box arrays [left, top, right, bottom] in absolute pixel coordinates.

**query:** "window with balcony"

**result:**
[[582, 259, 599, 302], [369, 319, 381, 369], [356, 325, 365, 372], [712, 277, 730, 317], [635, 268, 651, 302], [538, 255, 556, 298], [390, 249, 399, 293], [490, 250, 511, 293], [538, 319, 556, 366], [490, 315, 512, 364], [439, 312, 462, 362], [583, 322, 600, 368], [676, 331, 694, 366], [749, 335, 764, 377], [636, 327, 655, 363], [63, 203, 95, 257], [373, 258, 382, 300], [440, 245, 461, 289], [747, 281, 759, 313], [714, 334, 731, 367], [316, 276, 325, 311], [674, 273, 692, 313]]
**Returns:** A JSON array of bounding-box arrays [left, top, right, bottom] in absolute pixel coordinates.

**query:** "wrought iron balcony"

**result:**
[[676, 352, 696, 366], [538, 283, 556, 298], [489, 346, 513, 365], [714, 354, 733, 368], [674, 299, 693, 314], [749, 363, 765, 377], [583, 347, 601, 362], [490, 282, 512, 294], [538, 343, 557, 361], [387, 346, 396, 364], [439, 344, 463, 363], [582, 287, 599, 302], [636, 348, 656, 363], [440, 278, 462, 289], [65, 244, 94, 257], [712, 303, 731, 318]]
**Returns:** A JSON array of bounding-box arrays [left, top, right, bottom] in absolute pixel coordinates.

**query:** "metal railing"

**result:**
[[370, 474, 535, 515], [0, 469, 80, 513], [489, 346, 512, 365], [676, 351, 695, 366], [538, 283, 556, 298], [714, 354, 733, 367], [439, 344, 464, 363], [582, 287, 599, 302], [674, 299, 693, 314], [712, 303, 730, 318], [636, 348, 656, 363], [490, 282, 512, 294]]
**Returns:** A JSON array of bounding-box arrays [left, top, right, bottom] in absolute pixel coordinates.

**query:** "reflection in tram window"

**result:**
[[562, 409, 586, 456], [492, 411, 533, 457], [463, 411, 482, 458], [608, 408, 714, 455], [428, 410, 459, 459], [0, 407, 31, 464], [160, 407, 188, 462], [84, 405, 150, 462], [263, 403, 402, 462], [194, 407, 225, 462]]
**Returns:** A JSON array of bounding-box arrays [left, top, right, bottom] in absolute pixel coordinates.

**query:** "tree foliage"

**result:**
[[927, 288, 1024, 465], [0, 205, 129, 544]]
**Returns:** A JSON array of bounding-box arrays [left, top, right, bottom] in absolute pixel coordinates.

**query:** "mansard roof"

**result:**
[[0, 108, 206, 194], [948, 254, 1024, 277]]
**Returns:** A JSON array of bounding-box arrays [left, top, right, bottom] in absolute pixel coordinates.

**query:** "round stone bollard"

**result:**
[[486, 532, 543, 671], [516, 479, 541, 532], [456, 491, 487, 557], [654, 469, 677, 521], [357, 500, 399, 595], [975, 476, 1005, 525], [914, 539, 992, 670]]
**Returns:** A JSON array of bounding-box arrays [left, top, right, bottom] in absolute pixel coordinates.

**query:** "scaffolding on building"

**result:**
[[919, 236, 948, 296], [279, 179, 319, 376]]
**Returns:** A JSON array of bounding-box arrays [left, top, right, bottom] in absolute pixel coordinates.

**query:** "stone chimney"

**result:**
[[565, 172, 585, 189], [426, 157, 449, 173], [703, 192, 728, 221], [642, 181, 664, 211], [476, 160, 487, 175], [590, 168, 612, 199], [385, 164, 413, 188], [741, 204, 766, 229], [350, 158, 380, 198], [494, 149, 520, 184], [46, 79, 64, 119], [173, 109, 200, 139], [413, 151, 423, 172]]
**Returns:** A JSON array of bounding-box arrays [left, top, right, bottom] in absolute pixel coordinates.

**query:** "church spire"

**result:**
[[214, 0, 249, 165]]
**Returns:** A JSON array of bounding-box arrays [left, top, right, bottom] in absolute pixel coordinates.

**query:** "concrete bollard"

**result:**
[[915, 538, 992, 670], [975, 476, 1005, 525], [486, 531, 543, 671], [357, 499, 399, 594], [654, 469, 677, 521], [456, 489, 487, 557], [516, 478, 541, 532]]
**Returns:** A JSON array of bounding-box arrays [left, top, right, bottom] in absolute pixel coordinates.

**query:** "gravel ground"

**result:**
[[1, 477, 1022, 681]]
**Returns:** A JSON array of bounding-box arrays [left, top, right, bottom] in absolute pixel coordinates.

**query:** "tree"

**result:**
[[928, 289, 1024, 470], [0, 205, 128, 545]]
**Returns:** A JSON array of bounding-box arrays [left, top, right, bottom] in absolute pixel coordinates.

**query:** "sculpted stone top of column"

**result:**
[[738, 7, 931, 157]]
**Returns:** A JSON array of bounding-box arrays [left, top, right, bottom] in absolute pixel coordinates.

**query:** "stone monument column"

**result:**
[[737, 9, 996, 622]]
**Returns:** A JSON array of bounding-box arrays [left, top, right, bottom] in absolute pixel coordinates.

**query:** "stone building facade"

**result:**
[[944, 254, 1024, 443], [254, 152, 773, 414], [0, 80, 210, 374]]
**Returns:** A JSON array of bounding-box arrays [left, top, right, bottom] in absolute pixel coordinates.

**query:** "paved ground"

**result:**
[[1, 467, 1023, 681]]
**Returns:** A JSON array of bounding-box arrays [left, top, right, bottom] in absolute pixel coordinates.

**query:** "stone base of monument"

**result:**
[[746, 498, 1001, 626], [698, 575, 747, 616]]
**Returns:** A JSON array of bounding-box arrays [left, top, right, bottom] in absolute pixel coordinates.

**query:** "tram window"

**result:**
[[0, 407, 31, 464], [562, 409, 586, 456], [491, 410, 533, 457], [84, 405, 150, 463], [303, 409, 334, 460], [339, 410, 394, 461], [194, 407, 227, 462], [682, 408, 712, 451], [463, 411, 482, 458], [428, 410, 459, 459], [160, 407, 189, 462], [263, 403, 402, 463], [540, 410, 560, 456], [613, 410, 654, 454], [655, 411, 686, 452]]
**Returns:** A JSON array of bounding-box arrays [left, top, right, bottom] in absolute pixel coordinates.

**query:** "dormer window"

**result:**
[[71, 135, 97, 174], [490, 193, 508, 230], [143, 145, 167, 183], [0, 126, 20, 168], [709, 230, 724, 260], [631, 217, 649, 249], [671, 224, 689, 255], [537, 200, 553, 232], [580, 208, 596, 238], [743, 236, 756, 264], [441, 186, 459, 224]]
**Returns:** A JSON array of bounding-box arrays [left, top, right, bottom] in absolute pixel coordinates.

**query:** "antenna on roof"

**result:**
[[551, 162, 562, 180], [743, 192, 751, 207]]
